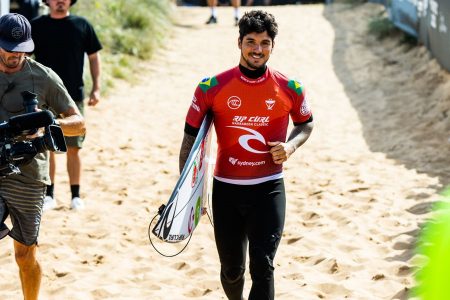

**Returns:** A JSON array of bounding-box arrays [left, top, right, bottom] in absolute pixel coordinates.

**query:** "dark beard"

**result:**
[[241, 53, 267, 70]]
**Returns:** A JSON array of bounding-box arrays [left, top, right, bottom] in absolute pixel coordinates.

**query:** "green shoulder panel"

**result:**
[[287, 79, 304, 96], [198, 76, 219, 93]]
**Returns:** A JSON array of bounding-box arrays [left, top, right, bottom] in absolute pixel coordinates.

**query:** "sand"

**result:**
[[1, 2, 449, 299]]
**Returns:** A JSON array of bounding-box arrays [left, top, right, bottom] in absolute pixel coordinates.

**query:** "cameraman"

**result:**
[[0, 13, 85, 300]]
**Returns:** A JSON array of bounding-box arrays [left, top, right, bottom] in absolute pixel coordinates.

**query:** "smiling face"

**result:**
[[238, 31, 274, 70]]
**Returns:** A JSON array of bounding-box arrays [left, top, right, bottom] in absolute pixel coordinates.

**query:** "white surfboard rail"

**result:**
[[152, 114, 214, 243]]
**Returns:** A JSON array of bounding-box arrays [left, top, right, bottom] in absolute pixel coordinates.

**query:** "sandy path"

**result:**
[[1, 3, 449, 300]]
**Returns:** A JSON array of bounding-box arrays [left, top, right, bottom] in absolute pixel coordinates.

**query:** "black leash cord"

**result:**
[[148, 213, 193, 257]]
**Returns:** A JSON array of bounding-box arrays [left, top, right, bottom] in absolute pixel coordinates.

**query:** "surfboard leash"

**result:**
[[148, 212, 194, 257], [205, 193, 214, 228]]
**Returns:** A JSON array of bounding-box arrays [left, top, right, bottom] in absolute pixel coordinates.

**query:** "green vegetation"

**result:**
[[413, 187, 450, 300], [368, 11, 417, 46], [71, 0, 173, 92], [368, 13, 397, 40]]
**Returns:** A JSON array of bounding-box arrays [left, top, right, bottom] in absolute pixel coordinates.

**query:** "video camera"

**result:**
[[0, 91, 67, 178]]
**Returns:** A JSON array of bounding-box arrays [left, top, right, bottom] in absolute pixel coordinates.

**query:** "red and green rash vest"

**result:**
[[185, 66, 312, 185]]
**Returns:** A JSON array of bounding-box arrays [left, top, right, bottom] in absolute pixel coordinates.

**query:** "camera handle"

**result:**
[[43, 124, 67, 154], [21, 91, 38, 113], [19, 91, 40, 136]]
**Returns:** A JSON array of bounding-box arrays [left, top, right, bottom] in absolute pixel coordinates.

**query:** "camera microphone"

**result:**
[[8, 111, 54, 135]]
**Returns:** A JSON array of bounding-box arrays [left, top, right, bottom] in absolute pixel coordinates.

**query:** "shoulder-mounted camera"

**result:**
[[0, 91, 67, 178]]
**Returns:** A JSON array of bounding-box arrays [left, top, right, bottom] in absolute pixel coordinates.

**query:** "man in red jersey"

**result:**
[[179, 10, 313, 300]]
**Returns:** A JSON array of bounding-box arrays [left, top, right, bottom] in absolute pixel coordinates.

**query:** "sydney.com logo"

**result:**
[[229, 157, 265, 167]]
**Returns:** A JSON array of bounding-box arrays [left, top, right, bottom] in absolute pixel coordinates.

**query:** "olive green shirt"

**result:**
[[0, 57, 77, 184]]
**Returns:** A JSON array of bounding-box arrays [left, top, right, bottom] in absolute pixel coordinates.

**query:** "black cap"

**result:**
[[42, 0, 77, 6], [0, 13, 34, 53]]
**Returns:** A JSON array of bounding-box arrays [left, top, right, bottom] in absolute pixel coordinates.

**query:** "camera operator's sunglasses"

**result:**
[[1, 48, 23, 54]]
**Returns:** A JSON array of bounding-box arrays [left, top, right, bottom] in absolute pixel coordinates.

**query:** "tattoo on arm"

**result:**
[[286, 121, 314, 152], [179, 133, 197, 174]]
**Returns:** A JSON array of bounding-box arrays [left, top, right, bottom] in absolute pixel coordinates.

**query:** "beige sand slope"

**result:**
[[1, 3, 449, 299]]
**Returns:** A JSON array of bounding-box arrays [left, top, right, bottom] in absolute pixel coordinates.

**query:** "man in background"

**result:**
[[31, 0, 102, 211], [206, 0, 241, 25]]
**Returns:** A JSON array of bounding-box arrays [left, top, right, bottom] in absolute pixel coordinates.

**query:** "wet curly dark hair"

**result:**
[[238, 10, 278, 42]]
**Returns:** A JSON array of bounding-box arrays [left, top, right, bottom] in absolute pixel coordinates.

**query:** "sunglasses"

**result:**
[[1, 48, 24, 54]]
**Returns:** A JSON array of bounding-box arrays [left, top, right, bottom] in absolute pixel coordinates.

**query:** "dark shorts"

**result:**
[[64, 100, 85, 148], [0, 177, 46, 246]]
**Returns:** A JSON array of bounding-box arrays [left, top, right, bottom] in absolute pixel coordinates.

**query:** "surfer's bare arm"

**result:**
[[268, 118, 314, 165], [179, 131, 197, 174], [179, 122, 200, 173]]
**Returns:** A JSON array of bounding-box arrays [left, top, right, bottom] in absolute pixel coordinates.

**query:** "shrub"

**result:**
[[368, 13, 396, 40], [72, 0, 173, 90]]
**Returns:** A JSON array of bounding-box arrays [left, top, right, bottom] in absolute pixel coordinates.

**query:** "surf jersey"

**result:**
[[185, 66, 312, 185]]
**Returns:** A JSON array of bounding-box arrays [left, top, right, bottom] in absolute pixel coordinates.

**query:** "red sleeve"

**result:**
[[272, 70, 312, 124], [185, 81, 211, 128], [290, 83, 312, 124]]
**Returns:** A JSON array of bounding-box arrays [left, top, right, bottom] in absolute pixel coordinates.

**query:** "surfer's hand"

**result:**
[[201, 207, 207, 215], [268, 141, 294, 164]]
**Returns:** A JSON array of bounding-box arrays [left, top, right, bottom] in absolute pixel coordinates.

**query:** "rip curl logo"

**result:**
[[11, 27, 24, 40], [227, 96, 241, 110], [232, 115, 269, 126], [227, 126, 268, 154], [300, 98, 311, 116], [265, 99, 275, 110]]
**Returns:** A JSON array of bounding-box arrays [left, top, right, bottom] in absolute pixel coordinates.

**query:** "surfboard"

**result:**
[[152, 114, 214, 243]]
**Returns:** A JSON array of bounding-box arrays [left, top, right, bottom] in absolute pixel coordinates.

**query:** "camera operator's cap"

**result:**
[[0, 13, 34, 53], [42, 0, 77, 6]]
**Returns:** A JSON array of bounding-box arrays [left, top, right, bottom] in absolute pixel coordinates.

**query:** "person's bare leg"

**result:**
[[49, 151, 56, 183], [208, 0, 219, 7], [206, 0, 219, 24], [231, 0, 241, 25], [43, 151, 57, 210], [67, 147, 84, 209], [14, 241, 41, 300], [67, 147, 81, 186]]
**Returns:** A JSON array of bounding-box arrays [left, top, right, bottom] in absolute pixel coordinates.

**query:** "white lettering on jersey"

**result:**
[[265, 99, 275, 110], [191, 95, 200, 112], [240, 75, 267, 84], [227, 126, 269, 154], [232, 116, 269, 127], [228, 157, 266, 167], [300, 97, 311, 116], [191, 102, 200, 112], [227, 96, 241, 109], [233, 116, 247, 123]]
